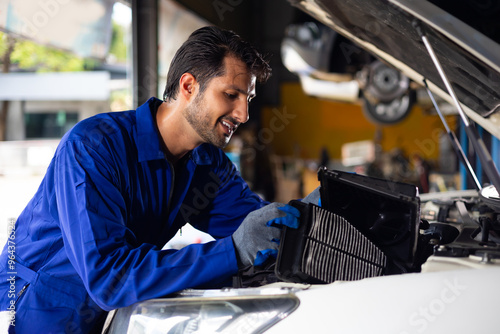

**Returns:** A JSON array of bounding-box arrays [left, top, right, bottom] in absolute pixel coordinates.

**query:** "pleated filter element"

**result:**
[[301, 206, 387, 283]]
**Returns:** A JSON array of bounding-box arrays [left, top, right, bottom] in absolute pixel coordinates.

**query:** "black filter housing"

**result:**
[[276, 168, 420, 284]]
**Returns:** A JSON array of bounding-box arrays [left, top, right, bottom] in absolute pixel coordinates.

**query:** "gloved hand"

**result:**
[[232, 202, 301, 268], [302, 186, 321, 206]]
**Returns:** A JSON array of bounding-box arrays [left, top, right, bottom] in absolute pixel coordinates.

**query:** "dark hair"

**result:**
[[163, 26, 271, 101]]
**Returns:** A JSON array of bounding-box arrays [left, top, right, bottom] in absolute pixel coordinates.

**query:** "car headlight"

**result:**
[[107, 295, 299, 334]]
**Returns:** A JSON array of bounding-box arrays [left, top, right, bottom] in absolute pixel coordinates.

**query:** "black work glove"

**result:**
[[232, 202, 301, 268]]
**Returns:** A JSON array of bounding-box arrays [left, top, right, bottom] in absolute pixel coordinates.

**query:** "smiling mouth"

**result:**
[[220, 119, 238, 136]]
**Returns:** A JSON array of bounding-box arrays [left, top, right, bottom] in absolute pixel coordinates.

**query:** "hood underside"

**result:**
[[290, 0, 500, 138]]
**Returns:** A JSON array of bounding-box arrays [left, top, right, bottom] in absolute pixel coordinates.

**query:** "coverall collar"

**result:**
[[136, 97, 212, 165]]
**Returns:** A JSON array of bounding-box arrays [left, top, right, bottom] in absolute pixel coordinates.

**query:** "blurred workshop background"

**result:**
[[1, 0, 498, 248]]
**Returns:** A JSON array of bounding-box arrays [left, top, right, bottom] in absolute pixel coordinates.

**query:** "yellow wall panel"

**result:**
[[261, 83, 456, 162]]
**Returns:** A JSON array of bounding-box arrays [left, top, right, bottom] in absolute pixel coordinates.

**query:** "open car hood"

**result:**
[[289, 0, 500, 139]]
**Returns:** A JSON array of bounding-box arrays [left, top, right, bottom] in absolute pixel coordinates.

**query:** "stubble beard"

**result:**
[[183, 93, 230, 149]]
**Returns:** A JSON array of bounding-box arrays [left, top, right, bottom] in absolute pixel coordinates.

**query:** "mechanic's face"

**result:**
[[183, 56, 256, 148]]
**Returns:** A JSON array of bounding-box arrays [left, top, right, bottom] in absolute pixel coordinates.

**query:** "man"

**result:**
[[0, 26, 302, 333]]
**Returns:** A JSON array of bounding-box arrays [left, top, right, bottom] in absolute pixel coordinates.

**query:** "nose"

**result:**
[[232, 99, 249, 124]]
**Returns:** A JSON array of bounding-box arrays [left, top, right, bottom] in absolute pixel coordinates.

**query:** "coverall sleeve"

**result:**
[[188, 148, 269, 238], [54, 140, 239, 311]]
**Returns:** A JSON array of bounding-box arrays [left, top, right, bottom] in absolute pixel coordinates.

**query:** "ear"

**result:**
[[179, 73, 197, 100]]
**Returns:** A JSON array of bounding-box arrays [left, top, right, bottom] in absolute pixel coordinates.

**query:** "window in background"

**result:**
[[24, 112, 78, 139]]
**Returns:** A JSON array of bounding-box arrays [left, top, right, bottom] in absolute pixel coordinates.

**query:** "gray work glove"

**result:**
[[302, 186, 321, 206], [232, 202, 301, 268]]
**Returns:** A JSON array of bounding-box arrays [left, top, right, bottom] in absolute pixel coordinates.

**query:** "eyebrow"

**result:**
[[228, 85, 256, 99]]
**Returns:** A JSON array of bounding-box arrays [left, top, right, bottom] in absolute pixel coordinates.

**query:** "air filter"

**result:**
[[276, 201, 386, 284], [302, 205, 386, 282]]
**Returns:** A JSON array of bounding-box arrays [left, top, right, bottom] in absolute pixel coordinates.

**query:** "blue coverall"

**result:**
[[0, 97, 267, 333]]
